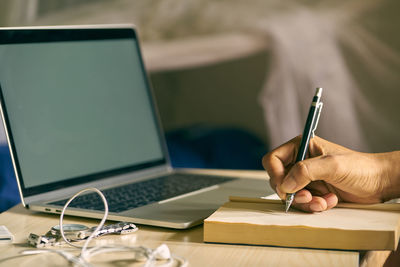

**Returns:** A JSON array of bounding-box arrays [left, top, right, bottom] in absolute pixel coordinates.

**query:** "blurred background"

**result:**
[[0, 0, 399, 211]]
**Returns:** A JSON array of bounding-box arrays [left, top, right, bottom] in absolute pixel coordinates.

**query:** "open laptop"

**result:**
[[0, 25, 270, 229]]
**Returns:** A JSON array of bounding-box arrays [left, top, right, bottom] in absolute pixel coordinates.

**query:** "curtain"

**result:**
[[258, 0, 400, 152]]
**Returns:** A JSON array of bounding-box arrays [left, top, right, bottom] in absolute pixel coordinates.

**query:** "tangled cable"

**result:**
[[20, 187, 188, 267]]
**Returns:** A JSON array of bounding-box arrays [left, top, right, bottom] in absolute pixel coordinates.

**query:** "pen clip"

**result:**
[[311, 102, 323, 138]]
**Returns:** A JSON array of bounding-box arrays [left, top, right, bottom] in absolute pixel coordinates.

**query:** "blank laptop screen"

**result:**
[[0, 28, 166, 196]]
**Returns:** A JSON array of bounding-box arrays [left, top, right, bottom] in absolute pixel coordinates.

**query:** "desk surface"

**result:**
[[0, 169, 395, 267]]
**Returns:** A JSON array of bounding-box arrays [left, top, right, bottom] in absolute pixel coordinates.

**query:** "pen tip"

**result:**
[[285, 194, 294, 213]]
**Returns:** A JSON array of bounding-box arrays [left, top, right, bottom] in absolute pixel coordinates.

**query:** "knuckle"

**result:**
[[262, 153, 273, 169], [293, 135, 302, 145], [294, 161, 310, 179], [322, 154, 341, 172], [330, 155, 341, 171], [261, 153, 269, 164]]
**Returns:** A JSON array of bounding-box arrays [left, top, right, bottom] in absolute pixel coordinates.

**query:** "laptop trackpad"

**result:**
[[120, 178, 270, 228]]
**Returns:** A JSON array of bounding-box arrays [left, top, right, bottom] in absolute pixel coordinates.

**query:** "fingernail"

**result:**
[[281, 177, 297, 192], [276, 186, 285, 200], [310, 203, 322, 212]]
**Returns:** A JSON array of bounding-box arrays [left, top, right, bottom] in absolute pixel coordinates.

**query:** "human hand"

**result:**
[[262, 136, 399, 212]]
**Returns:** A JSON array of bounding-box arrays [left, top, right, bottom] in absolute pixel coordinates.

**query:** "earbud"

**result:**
[[153, 244, 171, 260]]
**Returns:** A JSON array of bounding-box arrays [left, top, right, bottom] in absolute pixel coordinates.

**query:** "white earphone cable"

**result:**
[[19, 187, 188, 267]]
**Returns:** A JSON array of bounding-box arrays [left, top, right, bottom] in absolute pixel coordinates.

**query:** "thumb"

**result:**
[[279, 155, 335, 193]]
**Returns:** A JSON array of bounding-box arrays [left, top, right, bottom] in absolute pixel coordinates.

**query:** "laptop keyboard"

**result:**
[[49, 173, 236, 213]]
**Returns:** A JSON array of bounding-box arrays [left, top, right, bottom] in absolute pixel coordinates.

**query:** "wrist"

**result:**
[[379, 151, 400, 201]]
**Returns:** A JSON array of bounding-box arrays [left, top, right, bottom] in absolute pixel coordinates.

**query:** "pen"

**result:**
[[285, 87, 323, 212]]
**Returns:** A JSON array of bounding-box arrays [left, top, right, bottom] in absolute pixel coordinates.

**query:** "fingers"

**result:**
[[279, 154, 339, 194], [325, 193, 339, 209], [293, 191, 338, 212], [294, 189, 312, 203], [263, 136, 301, 190], [275, 186, 286, 200], [262, 135, 347, 213]]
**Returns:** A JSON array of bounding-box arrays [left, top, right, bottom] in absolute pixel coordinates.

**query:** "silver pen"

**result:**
[[285, 88, 323, 212]]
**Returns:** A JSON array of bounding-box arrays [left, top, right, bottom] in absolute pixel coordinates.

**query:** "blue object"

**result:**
[[166, 126, 268, 170], [0, 145, 19, 213]]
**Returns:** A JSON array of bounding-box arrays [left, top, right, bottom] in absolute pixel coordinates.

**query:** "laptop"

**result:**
[[0, 25, 270, 229]]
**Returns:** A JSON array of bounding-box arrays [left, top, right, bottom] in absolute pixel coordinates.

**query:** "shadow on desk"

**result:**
[[383, 248, 400, 267]]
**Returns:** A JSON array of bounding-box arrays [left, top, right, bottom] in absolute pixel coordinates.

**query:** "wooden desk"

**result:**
[[0, 170, 396, 266]]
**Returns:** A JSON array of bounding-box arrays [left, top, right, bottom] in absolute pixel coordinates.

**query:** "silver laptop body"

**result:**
[[0, 25, 270, 229]]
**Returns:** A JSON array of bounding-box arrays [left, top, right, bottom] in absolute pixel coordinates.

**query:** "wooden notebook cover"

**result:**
[[204, 199, 400, 251]]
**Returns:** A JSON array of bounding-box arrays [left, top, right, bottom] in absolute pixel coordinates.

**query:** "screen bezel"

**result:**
[[0, 26, 169, 197]]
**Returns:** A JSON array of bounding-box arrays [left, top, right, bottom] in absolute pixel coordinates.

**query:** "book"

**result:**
[[204, 196, 400, 250]]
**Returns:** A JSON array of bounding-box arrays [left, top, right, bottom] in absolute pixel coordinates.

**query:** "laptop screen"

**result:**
[[0, 27, 166, 197]]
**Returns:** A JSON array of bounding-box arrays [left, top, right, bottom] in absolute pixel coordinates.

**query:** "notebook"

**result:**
[[204, 197, 400, 250], [0, 25, 270, 229]]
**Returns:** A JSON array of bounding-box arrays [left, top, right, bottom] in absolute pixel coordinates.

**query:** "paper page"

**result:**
[[208, 202, 400, 231]]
